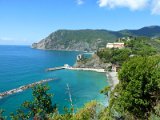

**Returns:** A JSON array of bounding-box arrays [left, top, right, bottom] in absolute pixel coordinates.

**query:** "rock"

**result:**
[[74, 54, 111, 69]]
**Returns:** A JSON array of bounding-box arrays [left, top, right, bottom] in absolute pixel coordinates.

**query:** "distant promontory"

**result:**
[[32, 26, 160, 51]]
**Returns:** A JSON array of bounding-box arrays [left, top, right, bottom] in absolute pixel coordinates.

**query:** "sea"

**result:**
[[0, 45, 108, 117]]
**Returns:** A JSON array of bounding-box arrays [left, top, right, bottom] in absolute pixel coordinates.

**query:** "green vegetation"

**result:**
[[119, 26, 160, 37], [148, 38, 160, 52], [2, 34, 160, 119], [10, 85, 57, 120], [0, 109, 6, 120], [1, 55, 160, 120], [46, 29, 122, 49], [97, 37, 158, 66], [125, 37, 157, 56], [109, 56, 160, 119], [97, 48, 132, 65], [51, 101, 98, 120], [96, 36, 160, 119], [100, 86, 111, 96], [33, 26, 160, 51], [3, 84, 101, 120]]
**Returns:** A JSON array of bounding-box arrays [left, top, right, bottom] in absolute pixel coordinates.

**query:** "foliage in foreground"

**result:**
[[49, 101, 99, 120], [5, 84, 102, 120], [109, 56, 160, 119], [10, 85, 57, 120], [0, 109, 7, 120]]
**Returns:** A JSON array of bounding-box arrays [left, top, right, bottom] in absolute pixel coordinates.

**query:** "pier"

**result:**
[[46, 64, 105, 73], [0, 78, 57, 99]]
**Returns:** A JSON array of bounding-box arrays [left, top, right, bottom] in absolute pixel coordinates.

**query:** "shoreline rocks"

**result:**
[[74, 54, 111, 69]]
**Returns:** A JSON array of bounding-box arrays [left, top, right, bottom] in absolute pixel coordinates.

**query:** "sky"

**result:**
[[0, 0, 160, 45]]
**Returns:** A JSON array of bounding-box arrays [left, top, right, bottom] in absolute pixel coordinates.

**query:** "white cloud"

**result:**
[[152, 0, 160, 15], [98, 0, 149, 10], [97, 0, 160, 15], [76, 0, 84, 5]]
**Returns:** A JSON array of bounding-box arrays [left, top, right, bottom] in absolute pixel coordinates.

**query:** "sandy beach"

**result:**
[[66, 67, 105, 73], [107, 72, 119, 90]]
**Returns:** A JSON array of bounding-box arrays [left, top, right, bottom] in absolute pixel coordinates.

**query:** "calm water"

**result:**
[[0, 45, 108, 117]]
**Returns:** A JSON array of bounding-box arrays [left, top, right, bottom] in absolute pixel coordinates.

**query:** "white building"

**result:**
[[106, 43, 114, 48], [106, 43, 124, 49]]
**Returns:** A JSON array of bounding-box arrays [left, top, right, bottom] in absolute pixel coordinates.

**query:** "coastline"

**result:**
[[46, 65, 106, 73], [31, 47, 94, 53], [106, 72, 119, 90], [0, 46, 112, 117], [66, 67, 105, 73]]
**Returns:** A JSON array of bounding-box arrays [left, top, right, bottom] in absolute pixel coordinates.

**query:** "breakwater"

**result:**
[[0, 78, 57, 99], [46, 66, 65, 71]]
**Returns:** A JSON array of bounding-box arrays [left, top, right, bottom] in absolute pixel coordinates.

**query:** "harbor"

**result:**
[[0, 78, 57, 99]]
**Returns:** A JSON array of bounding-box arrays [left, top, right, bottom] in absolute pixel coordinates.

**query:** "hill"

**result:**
[[32, 26, 160, 51], [119, 26, 160, 37]]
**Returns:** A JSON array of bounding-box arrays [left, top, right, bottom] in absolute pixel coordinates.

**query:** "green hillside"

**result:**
[[32, 26, 160, 51]]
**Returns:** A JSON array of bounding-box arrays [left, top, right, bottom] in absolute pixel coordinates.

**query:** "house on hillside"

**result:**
[[118, 36, 134, 42], [106, 42, 124, 49]]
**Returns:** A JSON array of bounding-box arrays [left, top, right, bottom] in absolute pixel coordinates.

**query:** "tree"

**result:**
[[109, 56, 160, 119], [73, 101, 97, 120], [48, 101, 98, 120], [97, 48, 132, 65], [111, 48, 131, 65], [10, 85, 56, 120], [96, 48, 112, 63], [0, 109, 7, 120], [100, 86, 111, 96], [125, 37, 157, 56]]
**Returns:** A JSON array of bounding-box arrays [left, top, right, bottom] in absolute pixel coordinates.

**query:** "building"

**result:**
[[64, 64, 70, 68], [106, 42, 124, 49], [106, 43, 114, 48], [111, 64, 120, 72]]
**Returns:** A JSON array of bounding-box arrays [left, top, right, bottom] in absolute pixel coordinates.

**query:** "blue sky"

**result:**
[[0, 0, 160, 45]]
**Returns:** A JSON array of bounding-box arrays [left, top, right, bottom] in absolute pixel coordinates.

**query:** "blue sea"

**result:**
[[0, 45, 108, 117]]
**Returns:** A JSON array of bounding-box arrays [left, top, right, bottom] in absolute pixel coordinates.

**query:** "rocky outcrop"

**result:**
[[32, 29, 122, 51], [74, 54, 111, 69]]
